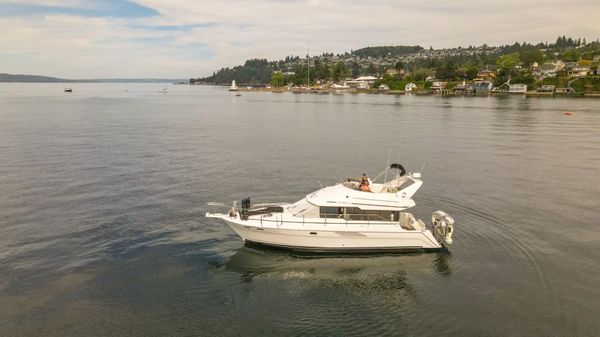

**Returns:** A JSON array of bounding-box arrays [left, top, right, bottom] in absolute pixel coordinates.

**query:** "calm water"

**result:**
[[1, 83, 599, 336]]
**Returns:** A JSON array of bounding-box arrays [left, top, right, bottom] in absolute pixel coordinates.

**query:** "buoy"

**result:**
[[564, 112, 573, 116]]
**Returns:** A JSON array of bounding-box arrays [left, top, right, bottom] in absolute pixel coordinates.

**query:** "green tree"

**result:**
[[366, 63, 377, 75], [395, 61, 404, 70], [332, 62, 350, 81], [496, 52, 520, 72], [351, 61, 361, 78], [271, 71, 285, 87], [562, 49, 581, 62], [519, 49, 544, 67], [466, 65, 479, 80], [413, 68, 434, 81]]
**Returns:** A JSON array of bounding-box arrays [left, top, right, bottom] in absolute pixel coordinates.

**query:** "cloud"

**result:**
[[0, 0, 158, 17], [0, 0, 599, 78]]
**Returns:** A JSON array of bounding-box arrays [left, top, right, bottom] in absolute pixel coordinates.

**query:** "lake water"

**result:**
[[1, 83, 599, 336]]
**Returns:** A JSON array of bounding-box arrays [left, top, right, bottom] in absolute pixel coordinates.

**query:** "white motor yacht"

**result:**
[[206, 164, 454, 252]]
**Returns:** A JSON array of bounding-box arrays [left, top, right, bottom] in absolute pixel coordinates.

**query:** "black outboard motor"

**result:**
[[241, 197, 251, 220]]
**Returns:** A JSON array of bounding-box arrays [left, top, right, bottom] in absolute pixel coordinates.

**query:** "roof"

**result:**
[[354, 76, 378, 81]]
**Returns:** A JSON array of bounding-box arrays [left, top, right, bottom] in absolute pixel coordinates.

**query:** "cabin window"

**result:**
[[319, 207, 340, 218], [343, 207, 398, 222]]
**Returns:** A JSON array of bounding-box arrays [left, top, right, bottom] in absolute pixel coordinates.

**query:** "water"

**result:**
[[1, 83, 599, 336]]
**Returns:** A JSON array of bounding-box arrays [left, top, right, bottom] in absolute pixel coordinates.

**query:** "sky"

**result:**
[[1, 0, 599, 79]]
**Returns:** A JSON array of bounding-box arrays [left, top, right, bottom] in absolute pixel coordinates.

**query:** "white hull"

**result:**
[[210, 214, 444, 252]]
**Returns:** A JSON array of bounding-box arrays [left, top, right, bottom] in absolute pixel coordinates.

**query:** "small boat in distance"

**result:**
[[64, 87, 72, 92], [206, 164, 455, 252], [229, 80, 238, 91], [235, 92, 242, 96]]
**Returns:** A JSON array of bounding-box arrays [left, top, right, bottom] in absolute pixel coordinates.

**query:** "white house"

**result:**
[[508, 84, 527, 94], [344, 76, 378, 89], [405, 82, 418, 92]]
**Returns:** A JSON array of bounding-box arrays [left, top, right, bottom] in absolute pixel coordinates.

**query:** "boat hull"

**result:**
[[220, 217, 443, 252]]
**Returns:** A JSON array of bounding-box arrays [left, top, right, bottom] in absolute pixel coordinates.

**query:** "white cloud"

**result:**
[[1, 0, 599, 78]]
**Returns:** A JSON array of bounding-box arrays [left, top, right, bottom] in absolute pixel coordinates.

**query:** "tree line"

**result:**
[[190, 36, 600, 86]]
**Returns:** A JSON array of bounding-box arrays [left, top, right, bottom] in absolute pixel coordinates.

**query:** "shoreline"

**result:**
[[230, 86, 600, 98]]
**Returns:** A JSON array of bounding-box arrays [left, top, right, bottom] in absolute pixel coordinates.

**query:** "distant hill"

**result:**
[[351, 45, 424, 58], [0, 73, 185, 83], [0, 73, 68, 83]]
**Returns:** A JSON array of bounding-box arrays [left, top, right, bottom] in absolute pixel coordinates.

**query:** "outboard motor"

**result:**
[[241, 197, 251, 220], [432, 210, 454, 246]]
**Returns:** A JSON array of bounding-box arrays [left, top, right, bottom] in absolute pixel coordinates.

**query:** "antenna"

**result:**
[[384, 149, 391, 183], [307, 38, 310, 87], [397, 152, 401, 184]]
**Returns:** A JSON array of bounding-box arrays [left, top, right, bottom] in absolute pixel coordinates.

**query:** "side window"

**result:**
[[320, 207, 339, 218]]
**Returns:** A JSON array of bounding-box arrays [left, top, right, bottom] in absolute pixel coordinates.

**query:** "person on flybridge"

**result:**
[[359, 173, 371, 192]]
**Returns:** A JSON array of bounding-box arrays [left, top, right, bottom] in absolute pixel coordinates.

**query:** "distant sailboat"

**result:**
[[229, 80, 238, 91]]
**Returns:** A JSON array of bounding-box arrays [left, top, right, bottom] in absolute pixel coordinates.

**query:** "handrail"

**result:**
[[249, 209, 391, 222], [248, 215, 403, 227]]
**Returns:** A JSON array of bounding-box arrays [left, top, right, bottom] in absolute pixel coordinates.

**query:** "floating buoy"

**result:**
[[564, 112, 573, 116]]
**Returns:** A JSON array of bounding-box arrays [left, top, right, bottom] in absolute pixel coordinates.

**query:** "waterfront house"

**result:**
[[538, 85, 556, 93], [473, 81, 493, 94], [454, 82, 474, 95], [555, 87, 574, 94], [430, 81, 447, 94], [508, 84, 527, 94], [405, 82, 417, 92], [344, 76, 378, 89]]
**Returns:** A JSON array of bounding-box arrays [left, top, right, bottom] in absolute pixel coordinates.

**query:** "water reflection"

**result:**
[[224, 246, 452, 283]]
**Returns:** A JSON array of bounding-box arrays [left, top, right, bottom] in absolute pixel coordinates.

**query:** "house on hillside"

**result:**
[[475, 69, 496, 81], [386, 69, 405, 77], [538, 61, 565, 77], [566, 64, 591, 77]]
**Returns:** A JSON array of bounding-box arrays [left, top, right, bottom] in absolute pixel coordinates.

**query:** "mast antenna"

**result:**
[[384, 149, 391, 183], [307, 38, 310, 87]]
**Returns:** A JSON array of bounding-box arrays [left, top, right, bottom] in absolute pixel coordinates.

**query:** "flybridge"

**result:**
[[304, 173, 423, 211]]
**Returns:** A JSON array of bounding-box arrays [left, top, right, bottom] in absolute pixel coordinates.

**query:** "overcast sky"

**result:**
[[1, 0, 598, 79]]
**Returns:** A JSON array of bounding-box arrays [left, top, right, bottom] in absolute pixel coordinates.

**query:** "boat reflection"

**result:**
[[224, 245, 452, 283]]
